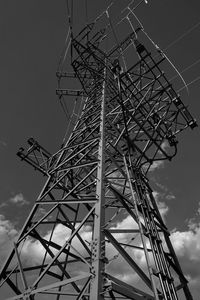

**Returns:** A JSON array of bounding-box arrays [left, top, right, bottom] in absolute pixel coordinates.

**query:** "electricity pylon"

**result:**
[[0, 3, 197, 300]]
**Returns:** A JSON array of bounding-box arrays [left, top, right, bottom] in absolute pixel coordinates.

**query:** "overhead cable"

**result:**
[[126, 7, 189, 94], [85, 0, 88, 25], [94, 2, 114, 23], [105, 7, 130, 71], [65, 0, 73, 33], [170, 57, 200, 84], [57, 27, 71, 72], [164, 20, 200, 52], [177, 75, 200, 94]]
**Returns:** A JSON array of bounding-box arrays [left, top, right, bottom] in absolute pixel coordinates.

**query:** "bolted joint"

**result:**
[[111, 59, 122, 77], [100, 256, 109, 264]]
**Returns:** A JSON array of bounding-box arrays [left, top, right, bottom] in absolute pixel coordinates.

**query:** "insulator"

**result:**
[[189, 119, 198, 129], [173, 97, 182, 106], [28, 137, 36, 146], [166, 131, 178, 146], [16, 147, 25, 158], [134, 40, 146, 55]]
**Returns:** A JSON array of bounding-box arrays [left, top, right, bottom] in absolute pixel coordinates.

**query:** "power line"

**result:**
[[164, 20, 200, 52], [170, 57, 200, 83], [124, 8, 190, 94], [65, 0, 73, 33], [85, 0, 88, 25], [178, 75, 200, 93]]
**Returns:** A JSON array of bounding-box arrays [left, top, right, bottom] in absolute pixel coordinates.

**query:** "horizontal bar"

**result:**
[[56, 89, 86, 97]]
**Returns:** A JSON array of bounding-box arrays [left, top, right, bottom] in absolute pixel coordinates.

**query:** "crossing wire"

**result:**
[[59, 1, 200, 140], [65, 0, 73, 33], [126, 5, 189, 94], [105, 9, 129, 72], [119, 3, 200, 94], [57, 27, 71, 72], [177, 75, 200, 93], [170, 57, 200, 84], [164, 20, 200, 52], [62, 96, 85, 145]]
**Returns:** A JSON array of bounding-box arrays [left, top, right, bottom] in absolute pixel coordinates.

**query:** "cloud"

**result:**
[[1, 214, 143, 284], [145, 140, 175, 173], [0, 215, 18, 266], [0, 194, 30, 212], [9, 193, 29, 206], [150, 160, 165, 171], [0, 211, 199, 299], [165, 193, 176, 200], [0, 202, 7, 209], [160, 140, 170, 152], [106, 212, 200, 298], [20, 222, 93, 268], [153, 191, 169, 219], [171, 225, 200, 261], [150, 185, 176, 222], [144, 141, 171, 173], [198, 201, 200, 215], [170, 223, 200, 299]]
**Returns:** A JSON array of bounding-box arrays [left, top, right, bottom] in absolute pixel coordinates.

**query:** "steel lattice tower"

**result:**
[[0, 2, 197, 300]]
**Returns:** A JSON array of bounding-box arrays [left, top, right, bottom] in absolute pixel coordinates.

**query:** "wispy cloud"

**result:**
[[165, 193, 176, 200], [9, 193, 29, 206], [148, 160, 165, 172], [198, 201, 200, 216], [152, 180, 176, 209], [0, 140, 7, 147], [153, 191, 169, 220], [0, 202, 7, 209]]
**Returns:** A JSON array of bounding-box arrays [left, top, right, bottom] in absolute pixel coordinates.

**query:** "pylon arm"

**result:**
[[56, 88, 87, 97], [56, 71, 91, 79], [108, 30, 140, 58], [17, 137, 54, 175]]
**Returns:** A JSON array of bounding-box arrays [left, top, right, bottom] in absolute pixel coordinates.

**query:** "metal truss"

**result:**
[[0, 5, 196, 300]]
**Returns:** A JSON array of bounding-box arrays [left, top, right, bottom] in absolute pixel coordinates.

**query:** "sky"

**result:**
[[0, 0, 200, 299]]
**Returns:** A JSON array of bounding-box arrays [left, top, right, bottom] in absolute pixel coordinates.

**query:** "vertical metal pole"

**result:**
[[89, 67, 106, 299]]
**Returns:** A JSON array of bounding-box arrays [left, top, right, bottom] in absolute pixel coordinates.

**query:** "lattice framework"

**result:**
[[0, 2, 197, 300]]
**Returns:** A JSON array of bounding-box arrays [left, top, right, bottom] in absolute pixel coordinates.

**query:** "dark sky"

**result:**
[[1, 0, 199, 229], [0, 0, 200, 299]]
